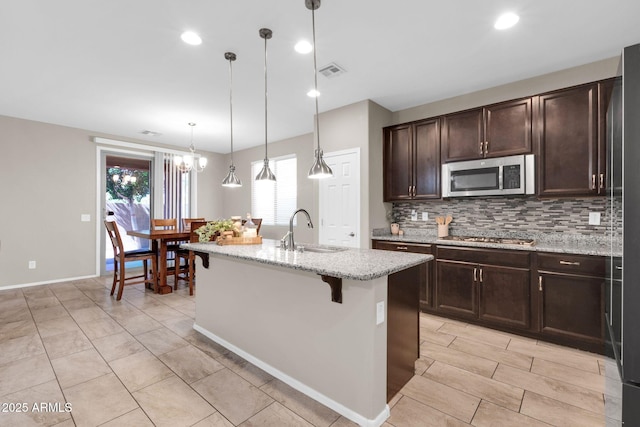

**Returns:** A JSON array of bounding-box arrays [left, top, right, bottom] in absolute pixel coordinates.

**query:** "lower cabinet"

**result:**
[[435, 246, 531, 330]]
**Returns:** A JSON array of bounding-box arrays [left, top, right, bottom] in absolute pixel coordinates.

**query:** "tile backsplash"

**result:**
[[392, 196, 618, 239]]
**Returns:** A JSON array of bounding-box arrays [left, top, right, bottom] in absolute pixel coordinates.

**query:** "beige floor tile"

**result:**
[[0, 333, 45, 366], [0, 353, 55, 397], [185, 333, 230, 359], [531, 358, 605, 393], [35, 315, 80, 338], [419, 315, 445, 331], [400, 374, 480, 422], [25, 295, 61, 311], [30, 304, 69, 323], [100, 408, 155, 426], [217, 350, 274, 387], [136, 328, 189, 355], [42, 329, 92, 359], [260, 379, 341, 427], [64, 373, 138, 426], [414, 356, 434, 375], [192, 368, 274, 425], [328, 416, 360, 427], [0, 380, 71, 426], [51, 348, 112, 389], [520, 391, 606, 427], [419, 327, 456, 347], [143, 304, 186, 322], [507, 338, 600, 373], [0, 302, 33, 323], [163, 315, 197, 337], [110, 350, 174, 392], [116, 313, 164, 336], [192, 411, 235, 427], [50, 288, 86, 302], [0, 319, 38, 342], [158, 345, 225, 384], [133, 375, 215, 427], [100, 300, 143, 319], [425, 361, 523, 412], [449, 337, 533, 371], [0, 288, 25, 299], [493, 364, 604, 414], [60, 295, 98, 311], [388, 395, 469, 427], [471, 399, 549, 427], [67, 305, 111, 323], [240, 401, 314, 426], [420, 341, 498, 377], [78, 316, 125, 340], [438, 322, 511, 349], [91, 330, 146, 362]]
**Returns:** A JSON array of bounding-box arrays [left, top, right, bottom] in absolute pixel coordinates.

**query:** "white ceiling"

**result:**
[[1, 0, 639, 154]]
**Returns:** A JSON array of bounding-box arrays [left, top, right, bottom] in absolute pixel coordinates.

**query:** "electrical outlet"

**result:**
[[28, 261, 36, 269], [422, 212, 428, 221], [376, 301, 385, 325], [81, 214, 91, 222], [588, 212, 601, 225], [411, 210, 418, 221]]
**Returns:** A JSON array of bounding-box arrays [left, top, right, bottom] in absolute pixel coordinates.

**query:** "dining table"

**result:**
[[126, 228, 191, 294]]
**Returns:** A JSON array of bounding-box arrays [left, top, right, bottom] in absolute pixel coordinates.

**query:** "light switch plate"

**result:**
[[411, 210, 418, 221], [28, 261, 36, 269], [376, 301, 385, 325], [588, 212, 601, 225], [81, 214, 91, 222], [422, 212, 428, 221]]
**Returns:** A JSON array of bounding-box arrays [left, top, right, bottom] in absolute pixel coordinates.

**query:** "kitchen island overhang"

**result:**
[[182, 239, 431, 427]]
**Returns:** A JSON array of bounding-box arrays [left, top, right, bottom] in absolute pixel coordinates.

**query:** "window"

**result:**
[[251, 155, 297, 226]]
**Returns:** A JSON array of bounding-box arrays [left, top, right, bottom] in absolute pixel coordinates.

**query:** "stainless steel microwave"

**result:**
[[442, 154, 535, 197]]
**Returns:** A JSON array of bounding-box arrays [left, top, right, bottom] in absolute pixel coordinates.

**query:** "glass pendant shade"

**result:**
[[222, 164, 242, 187], [308, 148, 333, 179], [256, 28, 276, 182], [306, 0, 333, 179], [222, 51, 242, 187]]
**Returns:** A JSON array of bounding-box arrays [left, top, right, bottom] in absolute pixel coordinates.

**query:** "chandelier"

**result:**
[[176, 122, 207, 173]]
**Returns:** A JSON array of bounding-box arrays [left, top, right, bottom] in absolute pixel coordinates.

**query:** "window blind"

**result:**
[[251, 155, 297, 226]]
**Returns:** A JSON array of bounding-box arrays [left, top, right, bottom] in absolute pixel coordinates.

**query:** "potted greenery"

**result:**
[[195, 219, 235, 242]]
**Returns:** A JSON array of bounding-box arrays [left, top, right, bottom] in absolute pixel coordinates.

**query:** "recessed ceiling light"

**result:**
[[181, 31, 202, 45], [307, 89, 320, 98], [494, 12, 519, 30], [295, 40, 313, 54]]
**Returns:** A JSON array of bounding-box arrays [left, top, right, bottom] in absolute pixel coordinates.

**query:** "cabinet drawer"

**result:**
[[373, 240, 432, 254], [436, 246, 530, 268], [537, 252, 605, 277]]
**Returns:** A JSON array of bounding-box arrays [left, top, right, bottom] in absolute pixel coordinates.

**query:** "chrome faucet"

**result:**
[[282, 208, 313, 251]]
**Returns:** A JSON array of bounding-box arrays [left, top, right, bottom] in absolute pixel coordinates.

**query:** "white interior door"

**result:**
[[319, 149, 360, 248]]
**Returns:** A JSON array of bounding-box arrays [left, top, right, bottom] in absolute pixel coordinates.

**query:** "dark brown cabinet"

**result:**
[[435, 246, 531, 329], [441, 98, 532, 162], [383, 118, 440, 201], [535, 253, 605, 351], [372, 241, 433, 310], [536, 80, 615, 197]]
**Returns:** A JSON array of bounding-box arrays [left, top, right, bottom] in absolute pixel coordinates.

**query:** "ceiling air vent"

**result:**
[[140, 130, 162, 137], [319, 62, 346, 78]]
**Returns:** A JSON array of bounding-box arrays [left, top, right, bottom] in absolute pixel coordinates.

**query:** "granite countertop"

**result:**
[[181, 238, 432, 281], [371, 230, 620, 257]]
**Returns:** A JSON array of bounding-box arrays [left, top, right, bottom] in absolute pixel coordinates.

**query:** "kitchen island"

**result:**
[[181, 239, 431, 427]]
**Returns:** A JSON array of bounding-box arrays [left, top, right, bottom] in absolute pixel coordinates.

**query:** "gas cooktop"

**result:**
[[439, 235, 535, 246]]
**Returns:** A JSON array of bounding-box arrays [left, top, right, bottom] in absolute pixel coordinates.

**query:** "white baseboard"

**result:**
[[0, 274, 98, 291], [193, 323, 390, 427]]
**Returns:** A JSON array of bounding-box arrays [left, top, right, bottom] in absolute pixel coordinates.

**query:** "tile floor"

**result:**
[[0, 276, 620, 426]]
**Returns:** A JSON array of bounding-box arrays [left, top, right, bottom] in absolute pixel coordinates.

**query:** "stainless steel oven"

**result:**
[[442, 154, 535, 197]]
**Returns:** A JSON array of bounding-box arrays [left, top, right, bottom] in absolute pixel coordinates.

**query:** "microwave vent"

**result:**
[[319, 62, 346, 78]]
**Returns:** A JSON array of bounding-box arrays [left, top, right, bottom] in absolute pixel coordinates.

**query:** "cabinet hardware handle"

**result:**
[[479, 268, 483, 283], [479, 142, 483, 156], [473, 267, 478, 282], [538, 276, 543, 291], [599, 173, 604, 190], [591, 174, 596, 190], [408, 186, 412, 197], [396, 246, 408, 250], [559, 260, 580, 266], [484, 141, 489, 155], [412, 185, 416, 197], [615, 265, 623, 270]]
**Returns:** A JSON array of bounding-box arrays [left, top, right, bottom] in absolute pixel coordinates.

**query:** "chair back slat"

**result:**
[[104, 220, 124, 257], [183, 218, 205, 230], [189, 221, 209, 243], [151, 218, 177, 230]]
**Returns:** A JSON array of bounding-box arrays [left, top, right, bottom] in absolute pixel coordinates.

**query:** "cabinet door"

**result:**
[[538, 272, 604, 346], [441, 109, 483, 162], [413, 118, 441, 199], [537, 84, 599, 196], [484, 98, 532, 158], [383, 124, 413, 201], [436, 260, 477, 319], [478, 265, 530, 329]]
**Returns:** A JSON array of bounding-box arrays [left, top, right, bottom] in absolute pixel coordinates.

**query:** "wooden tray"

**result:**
[[216, 235, 263, 245]]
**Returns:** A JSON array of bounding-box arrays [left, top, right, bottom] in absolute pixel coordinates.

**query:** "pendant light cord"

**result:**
[[264, 34, 269, 161], [312, 6, 321, 152], [228, 55, 234, 167]]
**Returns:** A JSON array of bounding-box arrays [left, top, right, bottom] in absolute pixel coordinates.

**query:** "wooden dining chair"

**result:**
[[151, 218, 183, 286], [182, 217, 205, 230], [175, 220, 208, 295], [105, 220, 157, 300]]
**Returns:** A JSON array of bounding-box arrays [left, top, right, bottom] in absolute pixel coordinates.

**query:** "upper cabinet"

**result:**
[[536, 79, 615, 197], [441, 98, 532, 162], [383, 118, 440, 201]]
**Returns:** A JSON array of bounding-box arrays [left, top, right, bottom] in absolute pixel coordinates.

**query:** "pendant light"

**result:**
[[222, 51, 242, 187], [176, 122, 207, 173], [306, 0, 333, 179], [255, 28, 276, 181]]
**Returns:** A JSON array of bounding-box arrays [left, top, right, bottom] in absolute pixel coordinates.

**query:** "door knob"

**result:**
[[349, 232, 355, 237]]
